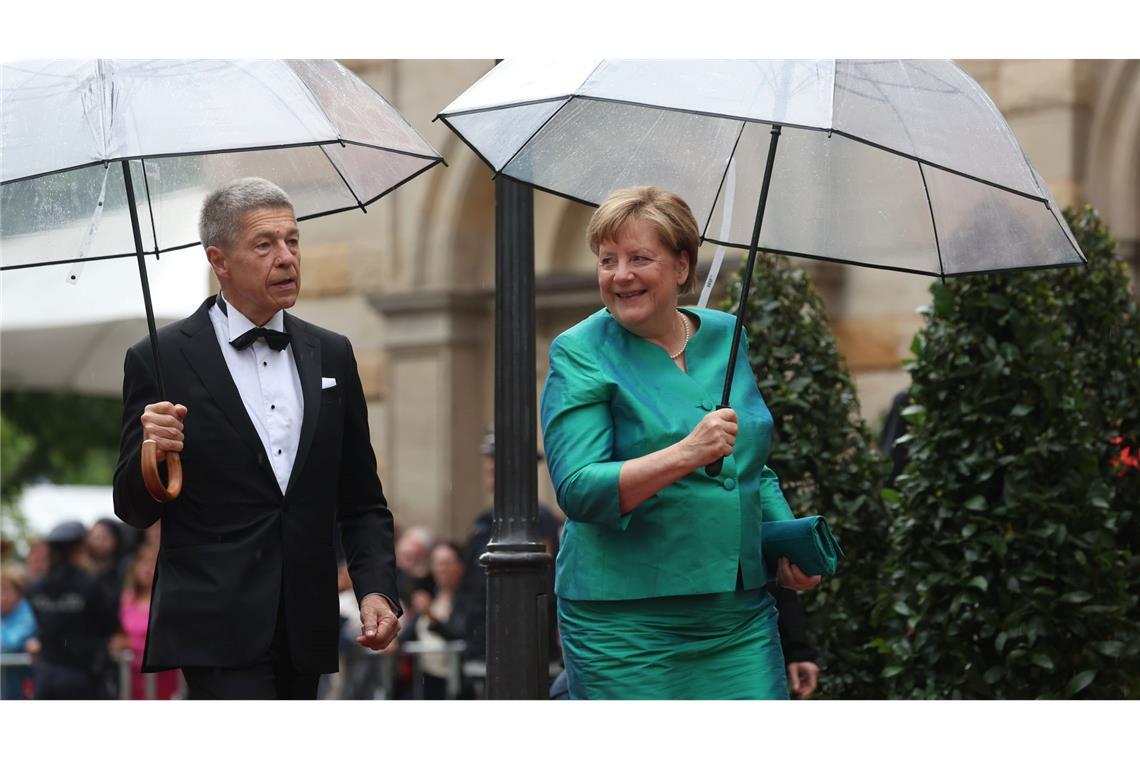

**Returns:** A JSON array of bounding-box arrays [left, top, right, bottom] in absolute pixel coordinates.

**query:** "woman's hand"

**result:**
[[681, 408, 738, 468], [777, 557, 821, 591]]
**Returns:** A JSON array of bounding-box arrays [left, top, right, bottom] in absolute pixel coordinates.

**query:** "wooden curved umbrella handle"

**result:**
[[141, 440, 182, 503]]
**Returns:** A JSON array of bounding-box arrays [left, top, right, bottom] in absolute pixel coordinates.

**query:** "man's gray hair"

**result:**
[[198, 177, 294, 250]]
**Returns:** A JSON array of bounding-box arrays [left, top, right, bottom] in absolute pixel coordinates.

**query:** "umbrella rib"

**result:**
[[335, 139, 443, 163], [917, 162, 947, 282], [696, 236, 1086, 279], [318, 144, 367, 212], [0, 242, 201, 272], [699, 121, 748, 242], [140, 158, 160, 254], [1045, 206, 1088, 264], [439, 95, 574, 120], [436, 116, 501, 177], [296, 157, 442, 221], [1, 140, 442, 187], [829, 129, 1048, 205], [495, 98, 576, 178]]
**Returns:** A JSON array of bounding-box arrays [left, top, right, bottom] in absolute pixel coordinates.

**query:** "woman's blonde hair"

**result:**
[[587, 186, 700, 294]]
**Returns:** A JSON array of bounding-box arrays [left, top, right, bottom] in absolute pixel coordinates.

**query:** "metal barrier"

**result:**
[[0, 650, 183, 699], [332, 641, 563, 700], [360, 639, 467, 700]]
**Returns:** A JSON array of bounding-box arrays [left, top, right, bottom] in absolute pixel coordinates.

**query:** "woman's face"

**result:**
[[596, 217, 688, 335], [430, 545, 464, 592]]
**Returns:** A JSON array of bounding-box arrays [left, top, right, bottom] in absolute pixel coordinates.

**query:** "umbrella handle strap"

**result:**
[[141, 440, 182, 503]]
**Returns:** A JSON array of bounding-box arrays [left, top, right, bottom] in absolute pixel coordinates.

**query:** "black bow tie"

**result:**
[[216, 296, 290, 351], [230, 327, 291, 351]]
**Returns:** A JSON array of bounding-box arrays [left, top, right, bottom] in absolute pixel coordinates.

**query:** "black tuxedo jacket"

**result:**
[[113, 296, 400, 673]]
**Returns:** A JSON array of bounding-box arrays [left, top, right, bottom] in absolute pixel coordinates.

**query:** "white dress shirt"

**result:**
[[209, 293, 304, 495]]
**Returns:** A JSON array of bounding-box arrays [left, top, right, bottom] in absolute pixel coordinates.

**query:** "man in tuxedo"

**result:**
[[113, 177, 401, 699]]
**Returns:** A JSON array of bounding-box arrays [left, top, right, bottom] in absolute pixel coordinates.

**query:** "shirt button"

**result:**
[[723, 478, 737, 491], [262, 361, 268, 367], [270, 404, 276, 410], [277, 449, 282, 455], [701, 399, 714, 411]]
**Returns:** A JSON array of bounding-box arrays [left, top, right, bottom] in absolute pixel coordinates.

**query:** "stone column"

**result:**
[[368, 291, 492, 539]]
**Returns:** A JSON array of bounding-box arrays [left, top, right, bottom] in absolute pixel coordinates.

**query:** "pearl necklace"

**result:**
[[669, 310, 690, 360]]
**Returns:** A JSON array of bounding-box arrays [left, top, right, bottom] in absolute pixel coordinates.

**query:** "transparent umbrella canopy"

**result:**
[[438, 59, 1085, 475], [438, 59, 1083, 278], [1, 58, 444, 500], [2, 59, 443, 269]]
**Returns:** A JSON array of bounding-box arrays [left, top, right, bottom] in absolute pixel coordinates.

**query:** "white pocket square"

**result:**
[[321, 377, 337, 389]]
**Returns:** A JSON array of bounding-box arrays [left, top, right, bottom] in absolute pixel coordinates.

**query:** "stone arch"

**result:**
[[412, 131, 495, 291], [544, 198, 595, 274], [1087, 59, 1140, 260]]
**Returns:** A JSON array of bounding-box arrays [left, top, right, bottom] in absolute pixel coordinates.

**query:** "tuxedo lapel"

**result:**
[[178, 298, 275, 482], [285, 313, 321, 496]]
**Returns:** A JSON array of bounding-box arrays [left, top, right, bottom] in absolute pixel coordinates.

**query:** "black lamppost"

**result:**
[[481, 174, 552, 698]]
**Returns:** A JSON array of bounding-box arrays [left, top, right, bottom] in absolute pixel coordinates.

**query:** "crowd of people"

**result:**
[[2, 427, 823, 701], [0, 517, 167, 699]]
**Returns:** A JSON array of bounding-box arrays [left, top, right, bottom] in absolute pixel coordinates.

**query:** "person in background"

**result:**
[[773, 585, 821, 698], [395, 526, 436, 609], [401, 541, 470, 699], [878, 388, 912, 486], [1, 563, 37, 699], [85, 518, 128, 601], [458, 430, 562, 670], [113, 547, 180, 699], [23, 539, 49, 585], [25, 521, 119, 699]]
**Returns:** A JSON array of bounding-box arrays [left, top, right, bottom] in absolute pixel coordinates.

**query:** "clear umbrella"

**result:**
[[437, 58, 1085, 473], [2, 58, 444, 499]]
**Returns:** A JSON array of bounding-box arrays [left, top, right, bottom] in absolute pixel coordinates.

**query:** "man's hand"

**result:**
[[355, 593, 400, 650], [787, 661, 821, 698], [140, 402, 188, 462]]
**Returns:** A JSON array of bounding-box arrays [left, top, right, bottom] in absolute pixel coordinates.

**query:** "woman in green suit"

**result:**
[[540, 186, 820, 699]]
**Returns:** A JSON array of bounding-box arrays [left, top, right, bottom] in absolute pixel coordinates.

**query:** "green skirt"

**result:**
[[558, 588, 788, 700]]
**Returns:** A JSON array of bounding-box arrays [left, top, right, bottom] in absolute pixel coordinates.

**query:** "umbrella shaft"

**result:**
[[718, 124, 782, 408], [122, 160, 167, 399]]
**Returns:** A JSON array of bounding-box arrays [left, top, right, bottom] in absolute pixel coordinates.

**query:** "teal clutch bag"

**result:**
[[762, 516, 845, 577]]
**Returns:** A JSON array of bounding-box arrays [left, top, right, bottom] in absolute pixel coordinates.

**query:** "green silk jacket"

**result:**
[[540, 307, 795, 601]]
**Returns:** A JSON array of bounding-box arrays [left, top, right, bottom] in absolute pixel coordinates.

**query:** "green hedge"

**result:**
[[727, 254, 891, 698], [875, 207, 1140, 698]]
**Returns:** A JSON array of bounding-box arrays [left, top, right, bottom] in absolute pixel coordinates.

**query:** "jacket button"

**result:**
[[723, 478, 737, 491]]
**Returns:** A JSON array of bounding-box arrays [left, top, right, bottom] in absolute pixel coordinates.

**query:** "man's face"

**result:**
[[207, 206, 301, 326]]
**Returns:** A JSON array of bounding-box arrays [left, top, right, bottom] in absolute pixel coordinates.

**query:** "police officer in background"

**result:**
[[25, 521, 120, 699]]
